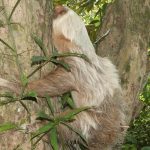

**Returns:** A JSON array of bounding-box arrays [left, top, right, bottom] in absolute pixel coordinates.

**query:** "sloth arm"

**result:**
[[27, 67, 75, 97]]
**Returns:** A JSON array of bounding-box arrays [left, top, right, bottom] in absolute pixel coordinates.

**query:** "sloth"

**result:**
[[0, 5, 126, 150]]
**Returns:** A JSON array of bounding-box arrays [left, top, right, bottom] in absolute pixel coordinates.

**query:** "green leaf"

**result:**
[[50, 59, 71, 71], [65, 97, 75, 109], [61, 92, 75, 109], [0, 122, 17, 132], [31, 34, 47, 55], [52, 48, 58, 57], [20, 73, 28, 86], [31, 56, 47, 66], [31, 123, 56, 139], [49, 127, 59, 150], [86, 2, 94, 12], [122, 144, 137, 150], [45, 95, 54, 115], [27, 91, 37, 97], [89, 19, 100, 24], [61, 122, 87, 145], [57, 106, 90, 122], [22, 91, 37, 102], [52, 52, 90, 63], [101, 3, 108, 16], [36, 111, 53, 121]]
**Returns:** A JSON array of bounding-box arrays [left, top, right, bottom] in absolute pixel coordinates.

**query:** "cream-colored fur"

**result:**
[[53, 7, 124, 140]]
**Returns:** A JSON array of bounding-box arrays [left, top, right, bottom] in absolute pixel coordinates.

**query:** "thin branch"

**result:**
[[8, 0, 22, 21], [0, 38, 15, 52], [17, 49, 34, 55], [2, 0, 22, 75], [0, 6, 4, 12], [1, 1, 29, 114], [94, 29, 110, 45], [27, 60, 50, 78], [27, 52, 90, 78], [0, 49, 34, 57]]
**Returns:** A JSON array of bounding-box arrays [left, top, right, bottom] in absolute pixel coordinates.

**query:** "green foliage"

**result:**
[[22, 91, 38, 102], [49, 127, 59, 150], [20, 73, 28, 86], [50, 59, 71, 71], [31, 100, 90, 149], [0, 122, 18, 133], [61, 92, 76, 109], [45, 95, 55, 115], [30, 52, 90, 74], [31, 56, 47, 66]]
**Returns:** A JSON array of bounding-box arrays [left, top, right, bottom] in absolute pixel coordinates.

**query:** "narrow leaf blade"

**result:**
[[45, 95, 54, 115], [50, 59, 71, 71], [0, 122, 17, 132], [31, 56, 47, 66], [49, 127, 59, 150], [31, 123, 55, 139]]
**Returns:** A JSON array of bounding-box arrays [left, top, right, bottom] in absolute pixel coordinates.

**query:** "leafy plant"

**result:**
[[0, 122, 18, 133], [31, 103, 90, 149]]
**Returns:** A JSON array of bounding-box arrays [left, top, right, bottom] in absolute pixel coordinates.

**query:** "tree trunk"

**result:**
[[96, 0, 150, 123], [0, 0, 53, 149]]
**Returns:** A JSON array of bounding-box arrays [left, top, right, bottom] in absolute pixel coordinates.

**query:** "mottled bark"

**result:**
[[0, 0, 53, 149], [96, 0, 150, 122]]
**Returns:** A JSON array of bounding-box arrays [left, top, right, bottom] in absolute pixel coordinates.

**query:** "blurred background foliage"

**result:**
[[54, 0, 150, 149], [54, 0, 114, 42]]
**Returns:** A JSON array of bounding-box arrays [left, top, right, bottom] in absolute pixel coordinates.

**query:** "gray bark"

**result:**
[[0, 0, 53, 149], [96, 0, 150, 122]]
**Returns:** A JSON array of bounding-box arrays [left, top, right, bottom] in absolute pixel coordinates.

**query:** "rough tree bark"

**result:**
[[96, 0, 150, 123], [0, 0, 53, 149]]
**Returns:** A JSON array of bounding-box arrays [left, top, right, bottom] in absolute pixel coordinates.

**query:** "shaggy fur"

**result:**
[[0, 6, 126, 149]]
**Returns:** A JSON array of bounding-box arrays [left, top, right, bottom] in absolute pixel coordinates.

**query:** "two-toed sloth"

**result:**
[[0, 5, 126, 150]]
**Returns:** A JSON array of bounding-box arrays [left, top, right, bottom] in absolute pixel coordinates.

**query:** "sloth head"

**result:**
[[52, 5, 94, 53]]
